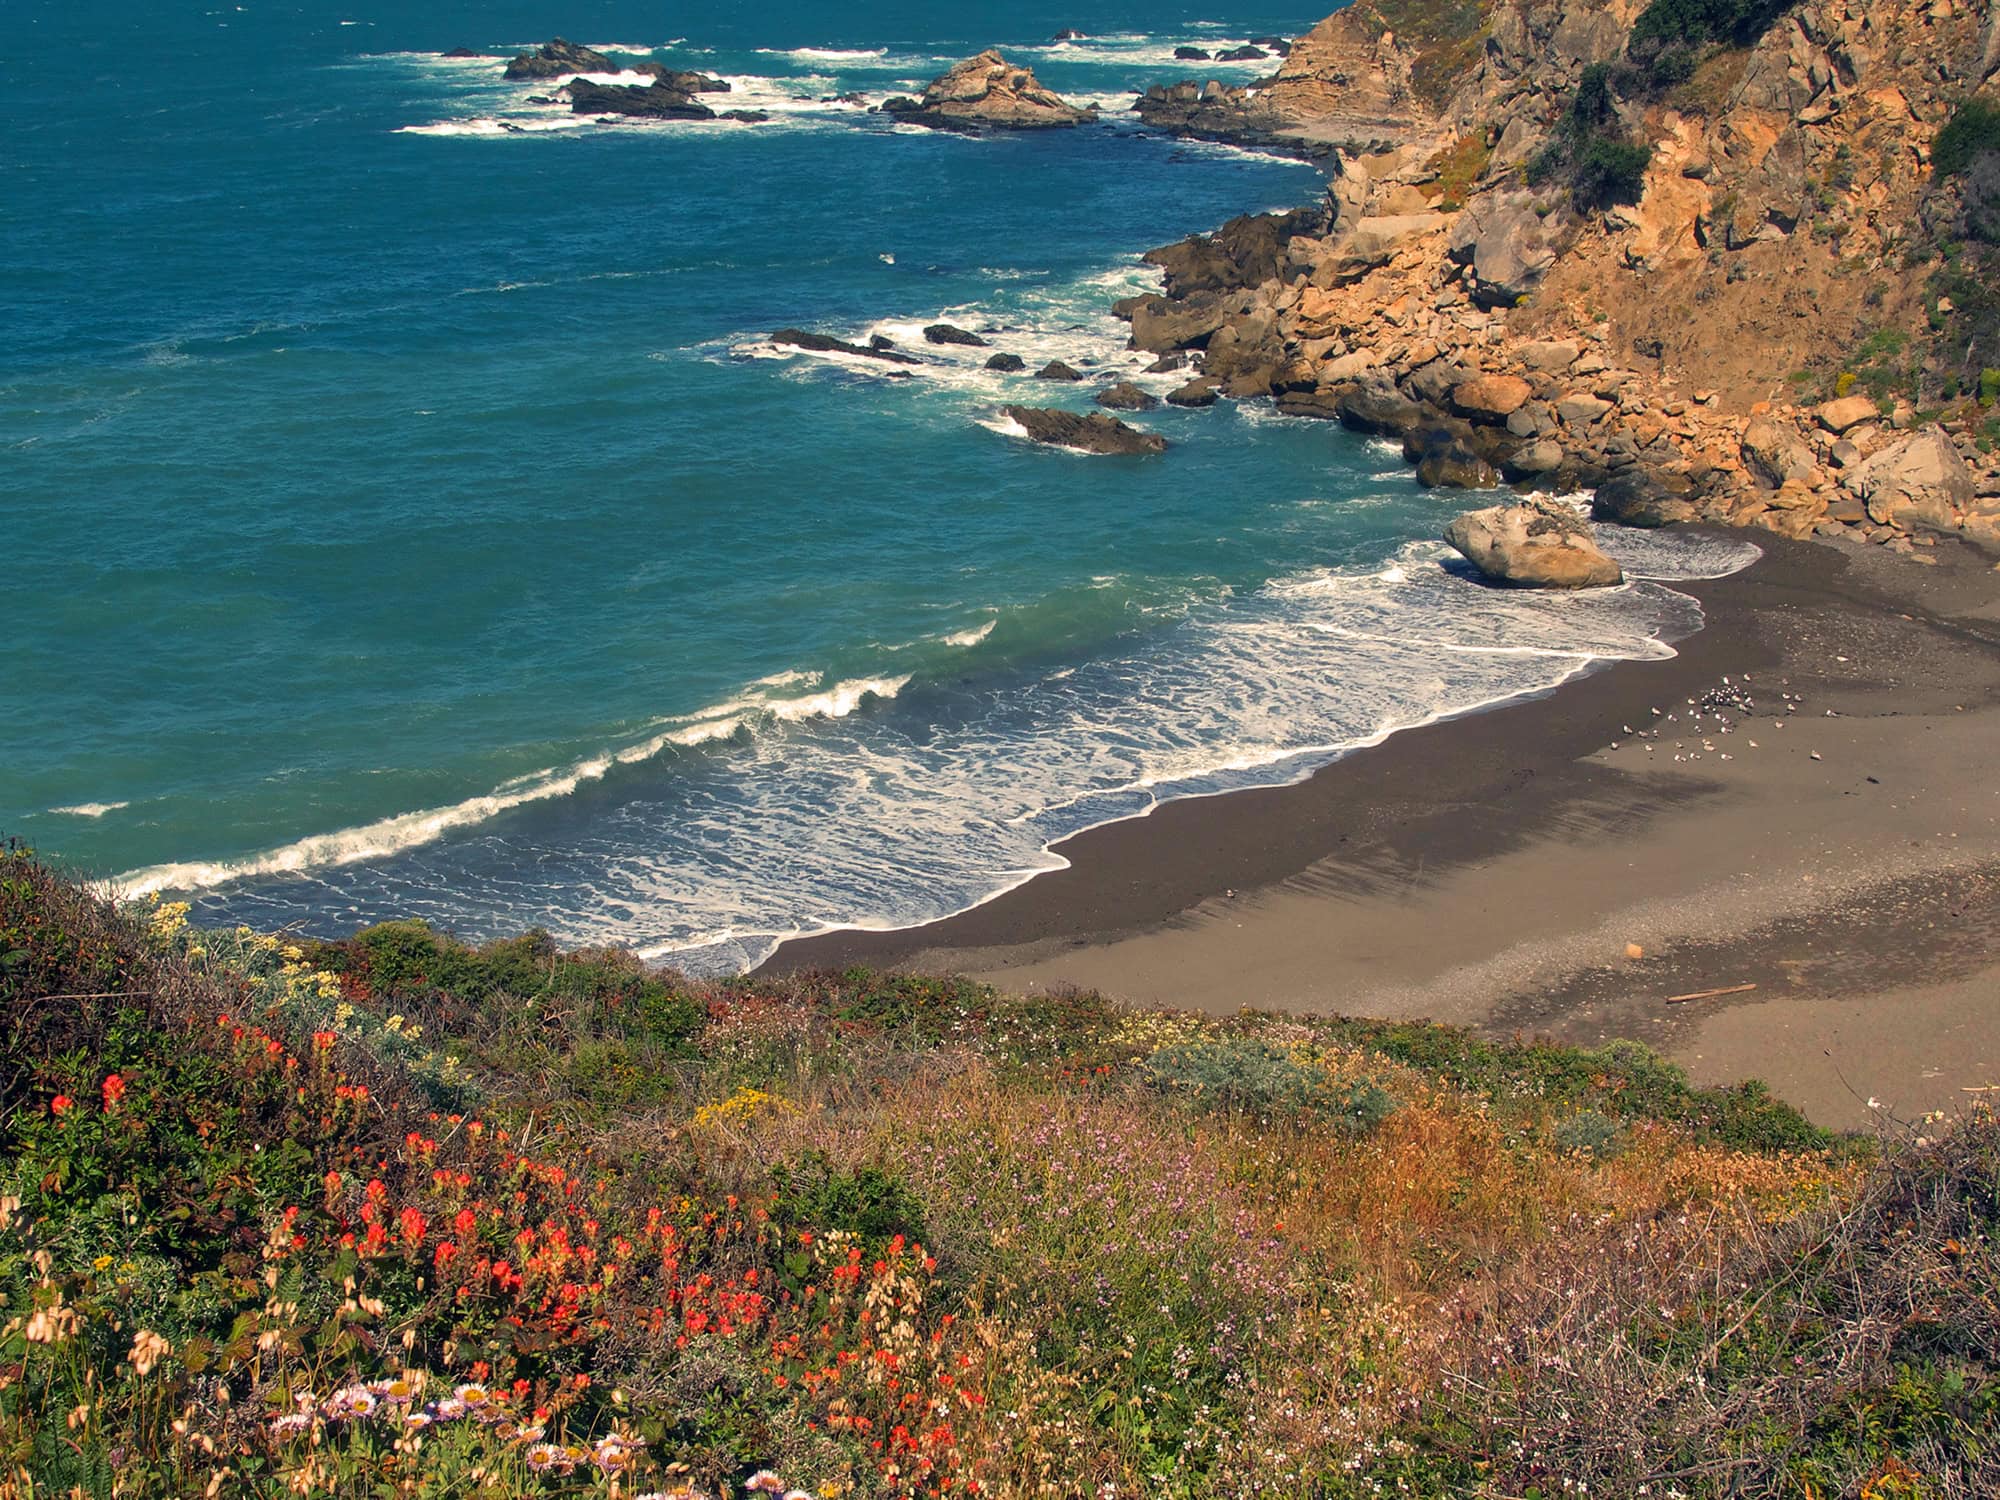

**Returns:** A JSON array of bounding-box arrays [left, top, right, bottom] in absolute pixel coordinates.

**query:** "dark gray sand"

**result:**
[[766, 533, 2000, 1128]]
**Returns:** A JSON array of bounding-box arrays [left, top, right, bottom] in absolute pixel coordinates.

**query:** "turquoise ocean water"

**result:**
[[3, 1, 1757, 970]]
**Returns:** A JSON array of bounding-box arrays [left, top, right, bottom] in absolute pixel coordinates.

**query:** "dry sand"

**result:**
[[766, 532, 2000, 1129]]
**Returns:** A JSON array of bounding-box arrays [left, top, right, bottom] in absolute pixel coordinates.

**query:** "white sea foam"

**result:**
[[120, 673, 911, 897], [49, 801, 130, 818], [757, 46, 889, 61], [941, 618, 997, 647], [395, 118, 587, 137]]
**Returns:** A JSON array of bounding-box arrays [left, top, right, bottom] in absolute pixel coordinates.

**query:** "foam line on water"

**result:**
[[119, 674, 910, 897]]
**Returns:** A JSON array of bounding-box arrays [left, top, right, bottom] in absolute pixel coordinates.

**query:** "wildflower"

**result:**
[[325, 1387, 379, 1420], [102, 1074, 127, 1109], [747, 1475, 786, 1494], [50, 1095, 73, 1117], [524, 1443, 568, 1473], [402, 1411, 434, 1431], [370, 1376, 420, 1404], [431, 1397, 467, 1421], [271, 1413, 314, 1436], [92, 1254, 114, 1271], [129, 1330, 172, 1376], [453, 1382, 492, 1409]]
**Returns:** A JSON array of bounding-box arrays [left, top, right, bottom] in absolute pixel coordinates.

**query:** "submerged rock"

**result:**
[[1445, 499, 1623, 589], [505, 38, 614, 80], [883, 51, 1093, 131], [1001, 406, 1168, 455]]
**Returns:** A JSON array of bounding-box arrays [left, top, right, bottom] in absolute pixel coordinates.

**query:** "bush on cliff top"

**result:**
[[1627, 0, 1798, 88]]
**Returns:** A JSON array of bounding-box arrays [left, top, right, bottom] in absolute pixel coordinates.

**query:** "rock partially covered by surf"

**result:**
[[924, 323, 989, 347], [771, 329, 921, 365], [1002, 406, 1168, 455], [1094, 381, 1160, 412], [566, 70, 731, 120], [984, 352, 1027, 372], [1444, 499, 1623, 590], [883, 51, 1094, 132], [504, 38, 613, 80], [1035, 360, 1084, 382]]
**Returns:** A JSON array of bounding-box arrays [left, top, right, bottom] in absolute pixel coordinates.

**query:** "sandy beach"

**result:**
[[767, 533, 2000, 1128]]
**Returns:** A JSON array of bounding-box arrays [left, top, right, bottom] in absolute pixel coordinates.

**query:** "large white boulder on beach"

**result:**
[[1444, 498, 1623, 589], [1853, 425, 1976, 534]]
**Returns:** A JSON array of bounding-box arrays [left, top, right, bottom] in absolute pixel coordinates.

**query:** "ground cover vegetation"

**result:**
[[4, 847, 1996, 1496]]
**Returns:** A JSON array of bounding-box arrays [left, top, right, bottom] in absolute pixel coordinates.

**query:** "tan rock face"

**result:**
[[1854, 426, 1977, 533], [1817, 395, 1880, 433], [1443, 499, 1623, 590], [1741, 417, 1817, 487], [1450, 373, 1533, 422]]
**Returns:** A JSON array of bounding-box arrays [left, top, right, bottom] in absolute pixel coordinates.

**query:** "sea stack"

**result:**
[[882, 51, 1094, 132]]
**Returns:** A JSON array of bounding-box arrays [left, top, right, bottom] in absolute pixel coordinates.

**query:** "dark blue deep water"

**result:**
[[3, 1, 1757, 968]]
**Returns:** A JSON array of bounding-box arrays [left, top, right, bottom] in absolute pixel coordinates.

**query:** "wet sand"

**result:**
[[765, 533, 2000, 1128]]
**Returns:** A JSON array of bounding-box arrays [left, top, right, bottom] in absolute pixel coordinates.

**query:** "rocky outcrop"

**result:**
[[771, 330, 921, 365], [505, 39, 613, 79], [1035, 361, 1084, 382], [924, 324, 989, 347], [567, 75, 729, 119], [1445, 500, 1624, 589], [985, 352, 1026, 372], [1166, 376, 1221, 407], [884, 52, 1092, 132], [1134, 6, 1441, 155], [1002, 407, 1168, 455], [1094, 382, 1160, 411]]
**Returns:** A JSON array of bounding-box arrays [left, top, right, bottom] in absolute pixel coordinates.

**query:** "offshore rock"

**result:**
[[924, 324, 990, 347], [505, 38, 613, 79], [884, 51, 1092, 132], [1094, 382, 1161, 411], [1035, 360, 1085, 381], [1445, 499, 1623, 589], [770, 329, 921, 365], [567, 78, 725, 119], [1002, 406, 1168, 455], [1166, 376, 1221, 407], [984, 352, 1027, 372]]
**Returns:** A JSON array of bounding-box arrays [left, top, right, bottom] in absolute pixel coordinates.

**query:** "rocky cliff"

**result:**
[[1129, 0, 2000, 556]]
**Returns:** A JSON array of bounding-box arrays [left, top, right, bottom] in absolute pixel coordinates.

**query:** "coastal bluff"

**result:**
[[1112, 0, 2000, 557]]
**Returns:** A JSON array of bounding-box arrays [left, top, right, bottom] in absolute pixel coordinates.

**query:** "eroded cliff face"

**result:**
[[1130, 0, 2000, 553]]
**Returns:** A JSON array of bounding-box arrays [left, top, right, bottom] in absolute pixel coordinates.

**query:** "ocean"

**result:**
[[3, 0, 1758, 972]]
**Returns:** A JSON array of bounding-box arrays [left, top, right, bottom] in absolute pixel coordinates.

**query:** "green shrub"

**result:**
[[1628, 0, 1796, 62], [1553, 1107, 1627, 1161], [1528, 65, 1654, 210], [1933, 98, 2000, 179], [1143, 1038, 1396, 1132], [1982, 368, 2000, 406], [770, 1152, 927, 1243]]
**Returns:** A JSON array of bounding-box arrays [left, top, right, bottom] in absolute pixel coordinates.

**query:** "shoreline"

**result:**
[[763, 530, 2000, 1127]]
